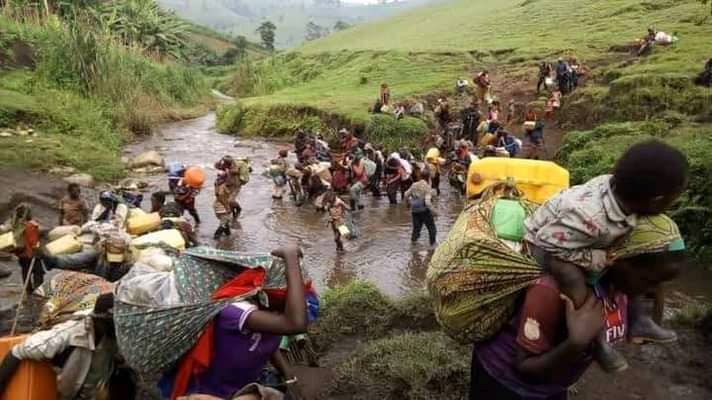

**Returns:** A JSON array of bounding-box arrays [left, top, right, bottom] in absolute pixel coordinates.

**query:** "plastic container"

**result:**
[[467, 158, 569, 204], [0, 232, 16, 252], [127, 212, 161, 235], [131, 229, 186, 251], [184, 166, 206, 189], [128, 207, 147, 219], [45, 235, 82, 256], [47, 226, 80, 242], [337, 224, 351, 238], [491, 199, 527, 241], [0, 335, 57, 400]]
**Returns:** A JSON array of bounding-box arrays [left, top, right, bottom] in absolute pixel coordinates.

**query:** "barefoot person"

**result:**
[[58, 183, 89, 226]]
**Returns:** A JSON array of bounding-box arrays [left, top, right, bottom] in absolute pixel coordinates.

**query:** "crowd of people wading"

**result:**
[[0, 24, 707, 400]]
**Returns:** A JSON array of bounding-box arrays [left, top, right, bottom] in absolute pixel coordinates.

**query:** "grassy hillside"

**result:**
[[158, 0, 445, 48], [300, 0, 709, 57], [184, 21, 268, 58], [222, 0, 710, 123], [0, 10, 211, 181]]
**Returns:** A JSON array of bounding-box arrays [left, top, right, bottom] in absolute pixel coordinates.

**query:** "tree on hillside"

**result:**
[[305, 21, 329, 41], [334, 20, 351, 31], [234, 35, 248, 59], [256, 21, 276, 51]]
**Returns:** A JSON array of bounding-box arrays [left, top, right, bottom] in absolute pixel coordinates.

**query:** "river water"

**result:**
[[124, 112, 465, 297]]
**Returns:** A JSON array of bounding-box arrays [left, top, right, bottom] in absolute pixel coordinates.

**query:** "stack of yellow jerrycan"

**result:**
[[466, 158, 570, 204]]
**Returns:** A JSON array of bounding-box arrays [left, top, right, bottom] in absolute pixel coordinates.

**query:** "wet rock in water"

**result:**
[[130, 150, 164, 169], [63, 173, 95, 188], [121, 156, 130, 164], [130, 166, 165, 175], [49, 166, 77, 176], [118, 178, 149, 190], [0, 131, 13, 138]]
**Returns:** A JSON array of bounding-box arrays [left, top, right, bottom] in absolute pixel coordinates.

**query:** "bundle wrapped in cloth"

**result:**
[[34, 270, 115, 328], [427, 182, 684, 344], [427, 184, 540, 343], [114, 246, 317, 375]]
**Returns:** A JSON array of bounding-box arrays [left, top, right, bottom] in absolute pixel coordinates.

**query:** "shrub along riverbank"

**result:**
[[0, 9, 211, 181]]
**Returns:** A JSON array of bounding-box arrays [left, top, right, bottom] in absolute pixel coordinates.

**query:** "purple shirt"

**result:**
[[188, 302, 281, 398], [475, 277, 628, 399]]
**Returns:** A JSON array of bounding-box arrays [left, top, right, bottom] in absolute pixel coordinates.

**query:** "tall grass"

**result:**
[[32, 16, 208, 133], [0, 10, 210, 179]]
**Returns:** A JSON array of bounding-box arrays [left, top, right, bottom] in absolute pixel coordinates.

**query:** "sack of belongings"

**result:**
[[114, 246, 314, 374]]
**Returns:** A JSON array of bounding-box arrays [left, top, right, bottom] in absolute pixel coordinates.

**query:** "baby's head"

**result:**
[[612, 140, 689, 215]]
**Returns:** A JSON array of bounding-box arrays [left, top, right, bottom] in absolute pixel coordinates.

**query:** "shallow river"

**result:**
[[124, 113, 465, 297]]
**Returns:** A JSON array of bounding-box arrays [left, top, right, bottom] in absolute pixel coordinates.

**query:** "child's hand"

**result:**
[[561, 293, 605, 350]]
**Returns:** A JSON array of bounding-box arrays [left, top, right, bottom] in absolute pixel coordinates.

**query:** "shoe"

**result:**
[[594, 337, 628, 373], [213, 227, 223, 240], [358, 205, 365, 210], [629, 296, 677, 344]]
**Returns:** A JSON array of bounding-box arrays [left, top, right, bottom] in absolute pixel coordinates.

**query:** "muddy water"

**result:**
[[124, 113, 465, 297]]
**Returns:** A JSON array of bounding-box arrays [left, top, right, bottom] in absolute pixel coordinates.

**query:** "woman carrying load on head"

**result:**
[[469, 215, 687, 399]]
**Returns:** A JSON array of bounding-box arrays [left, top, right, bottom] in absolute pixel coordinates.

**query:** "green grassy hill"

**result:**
[[222, 0, 710, 124], [184, 22, 268, 58]]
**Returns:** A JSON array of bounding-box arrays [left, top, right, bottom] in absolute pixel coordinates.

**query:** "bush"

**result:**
[[329, 332, 470, 400], [365, 114, 428, 154], [217, 103, 338, 138], [312, 281, 394, 350], [558, 122, 712, 260], [216, 102, 244, 134]]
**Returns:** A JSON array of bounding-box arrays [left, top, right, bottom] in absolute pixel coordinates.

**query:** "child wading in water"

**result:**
[[524, 139, 689, 372], [323, 190, 357, 252]]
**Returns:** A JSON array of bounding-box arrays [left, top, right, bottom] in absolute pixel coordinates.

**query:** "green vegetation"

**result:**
[[558, 122, 712, 260], [313, 281, 468, 399], [216, 50, 471, 135], [312, 281, 436, 350], [365, 115, 429, 154], [0, 2, 211, 180], [332, 332, 470, 400]]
